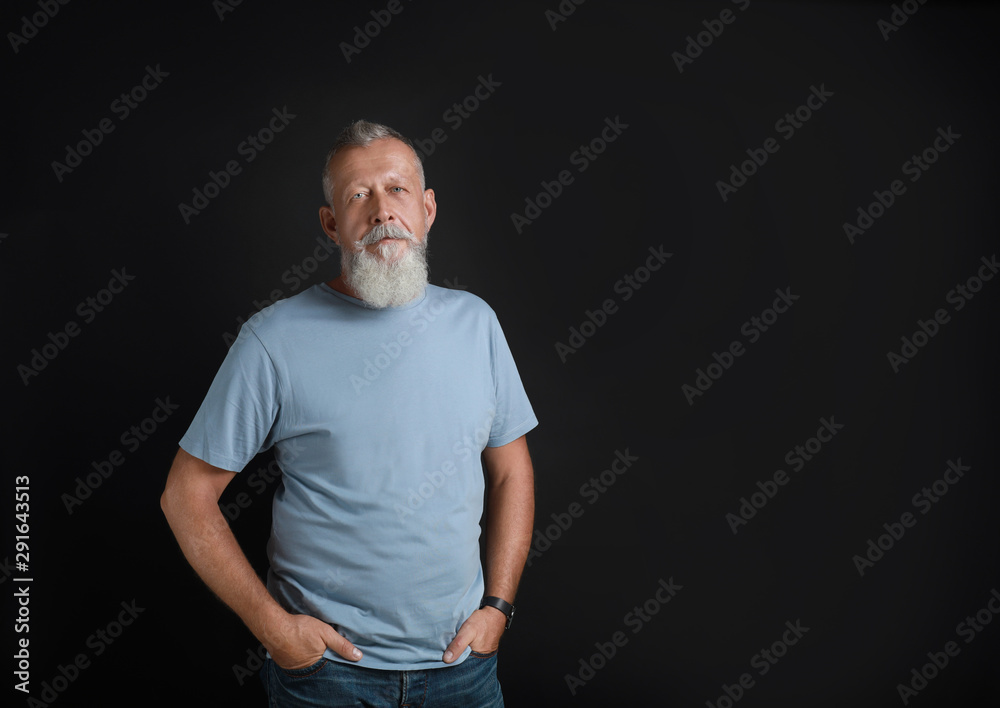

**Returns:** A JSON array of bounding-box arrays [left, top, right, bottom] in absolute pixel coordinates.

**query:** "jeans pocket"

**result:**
[[468, 648, 498, 659], [277, 656, 328, 678]]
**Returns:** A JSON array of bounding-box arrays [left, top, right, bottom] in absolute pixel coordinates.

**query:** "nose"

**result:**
[[369, 191, 394, 224]]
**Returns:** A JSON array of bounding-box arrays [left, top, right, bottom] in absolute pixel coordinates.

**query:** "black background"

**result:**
[[3, 1, 999, 706]]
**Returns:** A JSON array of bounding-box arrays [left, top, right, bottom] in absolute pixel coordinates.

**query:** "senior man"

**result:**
[[160, 120, 537, 707]]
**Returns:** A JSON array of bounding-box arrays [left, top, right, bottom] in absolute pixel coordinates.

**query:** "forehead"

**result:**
[[329, 138, 419, 188]]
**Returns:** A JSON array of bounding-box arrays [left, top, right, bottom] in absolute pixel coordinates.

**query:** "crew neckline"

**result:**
[[318, 282, 428, 311]]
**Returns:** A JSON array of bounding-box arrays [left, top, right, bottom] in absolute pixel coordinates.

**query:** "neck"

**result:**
[[326, 275, 360, 300]]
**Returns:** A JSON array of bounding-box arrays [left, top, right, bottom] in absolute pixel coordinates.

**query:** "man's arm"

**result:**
[[160, 446, 362, 668], [443, 434, 534, 662]]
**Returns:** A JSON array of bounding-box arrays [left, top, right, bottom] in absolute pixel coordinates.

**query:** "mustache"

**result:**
[[359, 223, 415, 246]]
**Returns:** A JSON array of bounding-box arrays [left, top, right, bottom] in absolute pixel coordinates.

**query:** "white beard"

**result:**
[[342, 223, 429, 308]]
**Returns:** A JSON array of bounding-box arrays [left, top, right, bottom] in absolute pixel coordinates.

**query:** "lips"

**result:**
[[374, 237, 404, 247]]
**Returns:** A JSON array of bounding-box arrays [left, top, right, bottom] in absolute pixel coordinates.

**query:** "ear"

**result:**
[[319, 205, 340, 246], [423, 188, 437, 232]]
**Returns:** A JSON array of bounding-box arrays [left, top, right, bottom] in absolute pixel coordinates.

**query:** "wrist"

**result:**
[[250, 602, 291, 646], [480, 595, 515, 630]]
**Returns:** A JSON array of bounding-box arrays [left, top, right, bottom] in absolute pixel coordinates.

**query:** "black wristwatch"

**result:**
[[480, 596, 515, 630]]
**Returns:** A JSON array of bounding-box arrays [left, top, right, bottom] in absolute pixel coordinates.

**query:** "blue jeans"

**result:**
[[260, 650, 504, 707]]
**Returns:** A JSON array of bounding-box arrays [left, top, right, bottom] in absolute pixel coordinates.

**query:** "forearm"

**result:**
[[483, 461, 534, 603], [161, 489, 286, 645]]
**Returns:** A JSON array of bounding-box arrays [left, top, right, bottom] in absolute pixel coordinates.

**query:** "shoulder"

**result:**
[[426, 284, 496, 317], [241, 285, 326, 340], [424, 285, 505, 332]]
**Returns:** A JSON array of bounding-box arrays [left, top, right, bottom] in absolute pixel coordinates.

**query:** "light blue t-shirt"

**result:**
[[179, 282, 537, 670]]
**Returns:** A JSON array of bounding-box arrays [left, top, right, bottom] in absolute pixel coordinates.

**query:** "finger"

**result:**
[[322, 625, 363, 662], [443, 627, 474, 663]]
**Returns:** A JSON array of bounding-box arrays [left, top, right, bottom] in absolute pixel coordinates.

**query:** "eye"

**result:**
[[351, 192, 365, 199]]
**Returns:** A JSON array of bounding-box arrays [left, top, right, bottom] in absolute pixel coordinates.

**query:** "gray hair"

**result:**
[[321, 119, 425, 209]]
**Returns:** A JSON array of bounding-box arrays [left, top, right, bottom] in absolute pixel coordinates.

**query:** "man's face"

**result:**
[[320, 138, 436, 265]]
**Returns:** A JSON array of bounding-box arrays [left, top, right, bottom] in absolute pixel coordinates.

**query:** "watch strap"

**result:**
[[480, 595, 515, 630]]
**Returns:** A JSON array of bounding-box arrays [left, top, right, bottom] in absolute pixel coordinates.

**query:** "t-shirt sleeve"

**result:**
[[178, 323, 282, 472], [487, 312, 538, 447]]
